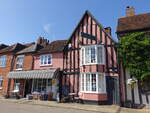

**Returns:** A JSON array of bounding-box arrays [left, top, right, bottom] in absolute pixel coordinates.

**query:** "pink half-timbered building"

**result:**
[[62, 11, 119, 104]]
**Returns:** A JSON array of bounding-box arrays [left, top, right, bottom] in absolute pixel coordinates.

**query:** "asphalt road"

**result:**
[[0, 101, 100, 113]]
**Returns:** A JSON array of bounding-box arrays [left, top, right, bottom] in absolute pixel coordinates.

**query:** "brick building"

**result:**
[[0, 43, 30, 94], [7, 39, 67, 100], [7, 38, 48, 97]]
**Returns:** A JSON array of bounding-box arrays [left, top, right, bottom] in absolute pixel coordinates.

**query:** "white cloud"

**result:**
[[43, 23, 56, 42], [43, 23, 51, 34]]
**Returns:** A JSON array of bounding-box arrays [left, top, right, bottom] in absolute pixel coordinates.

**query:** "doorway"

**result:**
[[106, 76, 120, 105], [24, 79, 32, 97]]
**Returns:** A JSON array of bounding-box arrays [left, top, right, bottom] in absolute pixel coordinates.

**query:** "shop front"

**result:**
[[7, 69, 60, 100]]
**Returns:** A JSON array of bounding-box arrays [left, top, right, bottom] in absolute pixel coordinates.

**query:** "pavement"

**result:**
[[0, 101, 99, 113], [0, 97, 149, 113]]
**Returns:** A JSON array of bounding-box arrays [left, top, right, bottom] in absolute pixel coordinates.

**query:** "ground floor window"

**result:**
[[81, 73, 106, 93], [14, 79, 20, 91], [32, 79, 52, 93], [0, 79, 3, 89]]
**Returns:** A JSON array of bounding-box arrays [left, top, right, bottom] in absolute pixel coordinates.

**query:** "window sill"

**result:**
[[15, 68, 23, 71], [0, 66, 6, 68], [80, 63, 105, 66], [40, 64, 52, 67], [80, 91, 106, 94]]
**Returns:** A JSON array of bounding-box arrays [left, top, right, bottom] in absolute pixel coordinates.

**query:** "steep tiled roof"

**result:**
[[65, 10, 116, 47], [37, 40, 67, 54], [16, 43, 43, 54], [0, 43, 26, 54], [117, 13, 150, 33], [24, 42, 35, 47], [0, 44, 8, 50]]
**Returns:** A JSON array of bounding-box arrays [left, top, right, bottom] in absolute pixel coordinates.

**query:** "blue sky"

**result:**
[[0, 0, 150, 45]]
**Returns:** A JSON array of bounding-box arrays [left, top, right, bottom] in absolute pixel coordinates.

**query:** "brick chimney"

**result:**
[[37, 37, 49, 47], [104, 27, 111, 36], [126, 6, 135, 17]]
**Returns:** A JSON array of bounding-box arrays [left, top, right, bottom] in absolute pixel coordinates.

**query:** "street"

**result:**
[[0, 101, 100, 113]]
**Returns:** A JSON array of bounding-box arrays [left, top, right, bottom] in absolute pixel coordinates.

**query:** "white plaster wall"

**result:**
[[142, 94, 150, 106], [134, 82, 140, 104], [126, 70, 140, 104], [126, 70, 132, 101]]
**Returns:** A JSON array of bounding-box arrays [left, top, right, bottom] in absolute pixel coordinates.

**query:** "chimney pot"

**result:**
[[104, 27, 111, 36], [37, 37, 49, 47]]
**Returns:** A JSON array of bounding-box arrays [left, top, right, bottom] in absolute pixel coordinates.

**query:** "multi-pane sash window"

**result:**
[[32, 79, 52, 93], [16, 55, 24, 70], [81, 73, 106, 93], [0, 56, 6, 67], [80, 45, 104, 65], [40, 54, 52, 66]]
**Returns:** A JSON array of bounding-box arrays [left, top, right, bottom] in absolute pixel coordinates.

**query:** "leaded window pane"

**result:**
[[91, 74, 96, 91], [86, 74, 91, 91], [91, 47, 96, 63]]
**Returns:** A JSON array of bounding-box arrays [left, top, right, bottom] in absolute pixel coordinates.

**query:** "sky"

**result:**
[[0, 0, 150, 45]]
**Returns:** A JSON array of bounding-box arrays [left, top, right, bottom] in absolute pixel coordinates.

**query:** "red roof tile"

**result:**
[[117, 13, 150, 33], [37, 40, 67, 54]]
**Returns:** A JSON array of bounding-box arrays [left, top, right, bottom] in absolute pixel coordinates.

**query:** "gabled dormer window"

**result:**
[[80, 45, 105, 65], [16, 55, 24, 70], [40, 54, 52, 66], [0, 56, 6, 67]]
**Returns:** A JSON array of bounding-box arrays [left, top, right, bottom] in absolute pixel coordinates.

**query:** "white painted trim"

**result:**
[[16, 55, 24, 70], [80, 44, 105, 66], [79, 91, 107, 94], [80, 72, 106, 94], [15, 68, 23, 71], [40, 54, 52, 66], [0, 55, 7, 67]]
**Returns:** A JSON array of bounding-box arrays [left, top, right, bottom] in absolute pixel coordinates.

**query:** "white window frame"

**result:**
[[80, 72, 106, 94], [0, 79, 3, 89], [80, 44, 105, 66], [40, 54, 52, 66], [16, 55, 24, 70], [0, 55, 6, 67], [14, 79, 20, 91]]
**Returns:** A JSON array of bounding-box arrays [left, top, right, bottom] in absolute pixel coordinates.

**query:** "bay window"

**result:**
[[81, 73, 106, 93], [40, 54, 52, 66], [16, 55, 24, 70], [80, 45, 104, 65], [0, 56, 6, 67]]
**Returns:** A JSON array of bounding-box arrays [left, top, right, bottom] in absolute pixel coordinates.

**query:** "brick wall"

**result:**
[[0, 54, 15, 94], [8, 54, 34, 96], [34, 52, 63, 70], [13, 54, 33, 71]]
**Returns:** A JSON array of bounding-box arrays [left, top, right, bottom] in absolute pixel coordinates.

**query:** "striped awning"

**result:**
[[7, 69, 60, 79]]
